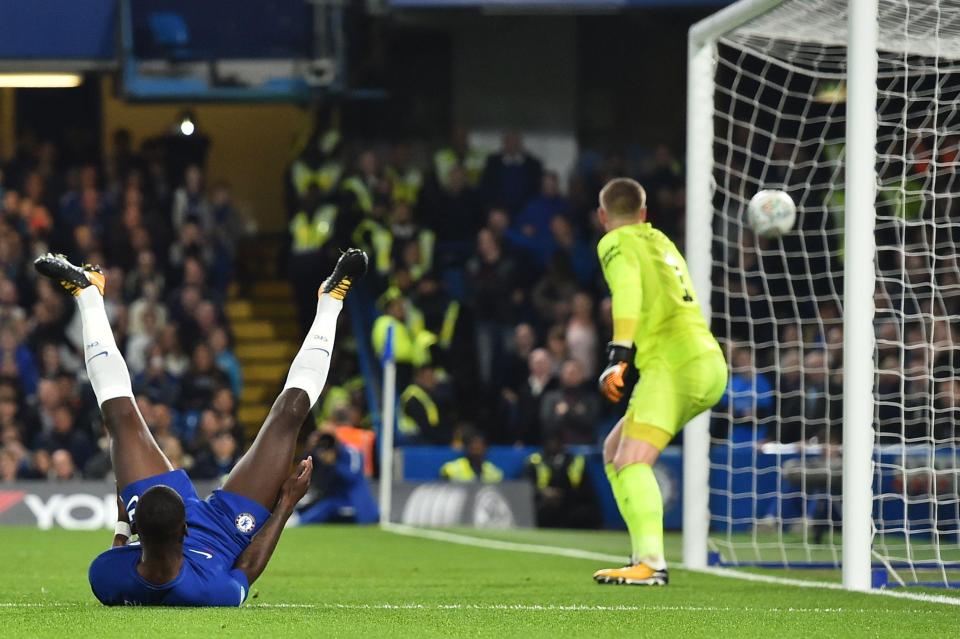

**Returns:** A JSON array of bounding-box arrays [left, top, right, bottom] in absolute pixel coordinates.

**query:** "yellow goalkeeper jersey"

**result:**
[[597, 222, 720, 369]]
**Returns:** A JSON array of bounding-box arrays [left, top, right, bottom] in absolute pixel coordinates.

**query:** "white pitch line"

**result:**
[[244, 603, 938, 614], [252, 603, 729, 612], [0, 602, 945, 614], [381, 523, 960, 608], [0, 603, 79, 608], [698, 566, 960, 608], [384, 523, 624, 563]]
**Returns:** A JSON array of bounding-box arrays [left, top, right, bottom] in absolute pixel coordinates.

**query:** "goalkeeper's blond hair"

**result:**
[[600, 178, 647, 219]]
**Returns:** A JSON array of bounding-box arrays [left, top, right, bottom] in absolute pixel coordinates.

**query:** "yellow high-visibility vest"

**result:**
[[433, 147, 485, 189], [386, 166, 423, 205], [291, 161, 342, 196], [341, 176, 374, 214], [352, 219, 393, 275], [439, 457, 503, 484], [398, 383, 439, 436], [525, 453, 585, 490], [289, 204, 337, 254], [372, 315, 414, 364]]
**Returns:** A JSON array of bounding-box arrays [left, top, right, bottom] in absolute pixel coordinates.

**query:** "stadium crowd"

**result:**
[[286, 125, 686, 450], [0, 122, 687, 508], [0, 133, 247, 482], [713, 124, 960, 449]]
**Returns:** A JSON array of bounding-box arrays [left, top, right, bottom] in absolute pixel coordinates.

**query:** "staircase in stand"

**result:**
[[225, 239, 301, 440]]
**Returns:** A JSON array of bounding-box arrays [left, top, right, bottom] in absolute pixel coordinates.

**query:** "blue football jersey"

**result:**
[[88, 544, 250, 607], [88, 470, 270, 607]]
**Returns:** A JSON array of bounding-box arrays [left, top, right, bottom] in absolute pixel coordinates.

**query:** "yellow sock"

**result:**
[[606, 462, 640, 564], [614, 463, 666, 569]]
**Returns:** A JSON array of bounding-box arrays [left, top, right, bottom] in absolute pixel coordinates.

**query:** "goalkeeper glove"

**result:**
[[598, 342, 633, 403]]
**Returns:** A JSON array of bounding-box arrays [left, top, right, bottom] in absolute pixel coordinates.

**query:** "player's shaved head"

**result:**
[[136, 485, 186, 546], [599, 178, 647, 219]]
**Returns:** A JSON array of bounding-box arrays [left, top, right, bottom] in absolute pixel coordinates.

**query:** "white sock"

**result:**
[[282, 295, 342, 407], [77, 288, 133, 407], [638, 555, 667, 571]]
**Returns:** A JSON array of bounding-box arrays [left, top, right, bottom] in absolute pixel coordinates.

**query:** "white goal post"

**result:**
[[685, 0, 960, 591]]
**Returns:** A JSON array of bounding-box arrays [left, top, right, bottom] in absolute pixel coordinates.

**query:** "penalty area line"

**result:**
[[381, 523, 960, 608]]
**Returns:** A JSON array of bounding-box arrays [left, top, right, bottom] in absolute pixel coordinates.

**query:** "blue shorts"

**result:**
[[120, 470, 271, 566]]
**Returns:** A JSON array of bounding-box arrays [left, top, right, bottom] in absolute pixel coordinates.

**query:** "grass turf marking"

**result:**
[[382, 523, 960, 608], [0, 602, 948, 614]]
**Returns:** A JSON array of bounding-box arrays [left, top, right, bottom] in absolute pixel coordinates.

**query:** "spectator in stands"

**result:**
[[158, 324, 190, 377], [186, 299, 219, 351], [0, 278, 26, 326], [168, 224, 215, 286], [158, 434, 185, 471], [718, 344, 774, 442], [0, 445, 23, 481], [433, 125, 485, 191], [466, 228, 521, 390], [372, 290, 429, 391], [210, 326, 242, 397], [125, 305, 159, 376], [50, 448, 79, 481], [399, 366, 453, 445], [540, 358, 600, 445], [439, 432, 504, 483], [503, 348, 557, 445], [770, 348, 803, 443], [125, 253, 165, 304], [548, 215, 596, 286], [209, 181, 244, 290], [186, 409, 220, 457], [532, 254, 579, 326], [0, 325, 38, 397], [179, 344, 228, 413], [779, 349, 842, 444], [386, 143, 423, 207], [524, 433, 597, 528], [513, 171, 568, 241], [172, 165, 211, 233], [565, 292, 597, 379], [28, 284, 68, 350], [293, 431, 379, 525], [423, 164, 482, 267], [480, 131, 543, 214], [33, 405, 94, 468], [133, 345, 180, 407], [545, 325, 569, 374], [190, 430, 240, 480], [502, 323, 537, 392], [83, 434, 113, 479]]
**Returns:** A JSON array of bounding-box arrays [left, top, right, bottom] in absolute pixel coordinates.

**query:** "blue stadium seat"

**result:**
[[147, 12, 195, 61]]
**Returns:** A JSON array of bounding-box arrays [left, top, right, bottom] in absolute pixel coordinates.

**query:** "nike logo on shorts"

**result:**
[[187, 549, 213, 559]]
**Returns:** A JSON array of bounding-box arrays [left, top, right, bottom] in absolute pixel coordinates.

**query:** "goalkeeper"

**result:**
[[592, 178, 726, 586]]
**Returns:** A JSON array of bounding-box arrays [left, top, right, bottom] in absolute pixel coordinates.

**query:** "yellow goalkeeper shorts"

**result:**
[[624, 348, 727, 448]]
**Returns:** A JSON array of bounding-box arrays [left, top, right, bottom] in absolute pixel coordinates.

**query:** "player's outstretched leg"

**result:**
[[222, 248, 368, 511], [34, 254, 172, 492]]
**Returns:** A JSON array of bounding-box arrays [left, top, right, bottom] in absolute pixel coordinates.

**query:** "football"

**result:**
[[747, 189, 797, 238]]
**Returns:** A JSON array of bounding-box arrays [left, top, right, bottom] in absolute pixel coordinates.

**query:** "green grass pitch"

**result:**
[[1, 526, 957, 638]]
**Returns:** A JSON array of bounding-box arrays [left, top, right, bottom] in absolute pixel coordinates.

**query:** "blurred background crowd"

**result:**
[[0, 121, 687, 492], [285, 122, 686, 452], [0, 132, 248, 482]]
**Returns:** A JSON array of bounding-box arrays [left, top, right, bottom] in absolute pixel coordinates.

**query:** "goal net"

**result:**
[[693, 0, 960, 588]]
